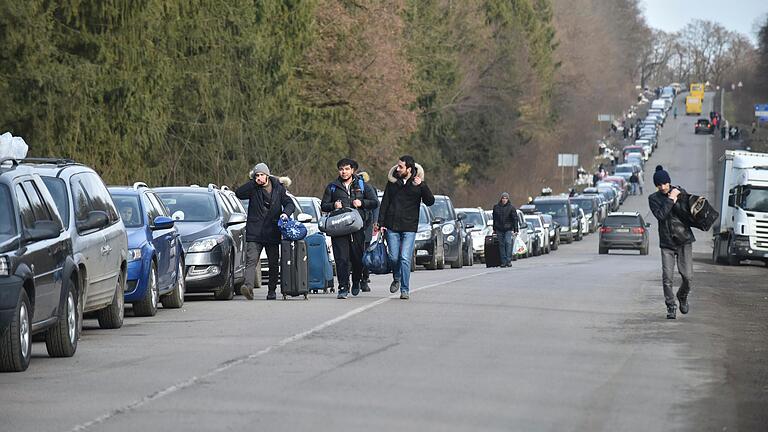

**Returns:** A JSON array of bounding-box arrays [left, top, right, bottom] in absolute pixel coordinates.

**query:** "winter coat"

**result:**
[[648, 186, 695, 250], [492, 202, 519, 232], [235, 176, 296, 244], [320, 175, 379, 232], [377, 164, 435, 233]]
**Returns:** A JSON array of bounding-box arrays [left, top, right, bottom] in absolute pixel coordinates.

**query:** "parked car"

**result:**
[[695, 118, 715, 134], [515, 209, 533, 258], [623, 145, 646, 162], [414, 203, 445, 270], [575, 207, 589, 237], [457, 207, 489, 263], [109, 183, 185, 316], [570, 195, 600, 233], [431, 195, 465, 268], [599, 211, 650, 255], [524, 214, 550, 255], [156, 184, 247, 300], [531, 196, 580, 243], [25, 158, 128, 330], [1, 159, 80, 372], [540, 214, 560, 251], [524, 221, 540, 256]]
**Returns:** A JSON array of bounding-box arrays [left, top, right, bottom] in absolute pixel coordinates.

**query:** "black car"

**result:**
[[430, 195, 465, 268], [570, 195, 601, 233], [599, 212, 650, 255], [1, 159, 80, 372], [531, 196, 581, 244], [413, 204, 445, 270], [156, 185, 247, 300], [694, 118, 715, 134]]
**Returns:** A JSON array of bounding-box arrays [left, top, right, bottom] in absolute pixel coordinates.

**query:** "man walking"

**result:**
[[236, 163, 295, 300], [648, 165, 695, 319], [376, 155, 434, 300], [357, 171, 379, 292], [321, 159, 379, 299], [492, 192, 519, 267]]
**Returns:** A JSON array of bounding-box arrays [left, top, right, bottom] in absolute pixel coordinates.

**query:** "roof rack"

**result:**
[[207, 183, 218, 191], [220, 185, 230, 192], [133, 182, 148, 190], [0, 157, 19, 167], [21, 157, 77, 166]]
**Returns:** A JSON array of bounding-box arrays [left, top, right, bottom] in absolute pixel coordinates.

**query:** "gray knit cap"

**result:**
[[501, 192, 510, 199], [251, 163, 270, 177]]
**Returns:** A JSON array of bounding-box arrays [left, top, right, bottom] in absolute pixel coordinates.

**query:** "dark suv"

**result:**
[[531, 196, 581, 243], [599, 212, 650, 255], [1, 159, 80, 372]]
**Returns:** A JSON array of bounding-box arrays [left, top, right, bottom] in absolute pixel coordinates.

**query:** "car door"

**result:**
[[70, 173, 110, 307], [217, 192, 245, 278], [144, 192, 174, 290]]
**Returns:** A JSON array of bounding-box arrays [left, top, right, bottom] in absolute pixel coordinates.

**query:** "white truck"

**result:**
[[712, 150, 768, 265]]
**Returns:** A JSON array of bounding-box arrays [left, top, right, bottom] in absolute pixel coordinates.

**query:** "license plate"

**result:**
[[615, 228, 630, 233], [416, 250, 428, 256]]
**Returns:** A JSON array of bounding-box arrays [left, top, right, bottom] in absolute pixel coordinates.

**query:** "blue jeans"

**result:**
[[385, 231, 416, 293], [498, 230, 514, 265]]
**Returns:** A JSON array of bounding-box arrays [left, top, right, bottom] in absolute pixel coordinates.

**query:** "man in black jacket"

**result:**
[[321, 158, 379, 299], [375, 155, 435, 300], [357, 171, 379, 292], [492, 192, 519, 267], [235, 163, 295, 300], [648, 165, 695, 319]]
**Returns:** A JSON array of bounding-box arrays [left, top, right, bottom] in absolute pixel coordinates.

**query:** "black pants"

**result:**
[[244, 241, 279, 293], [331, 230, 365, 289]]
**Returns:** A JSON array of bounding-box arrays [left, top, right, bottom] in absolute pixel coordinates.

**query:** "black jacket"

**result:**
[[235, 176, 295, 244], [320, 175, 379, 229], [492, 202, 519, 232], [378, 164, 435, 232], [648, 186, 695, 250]]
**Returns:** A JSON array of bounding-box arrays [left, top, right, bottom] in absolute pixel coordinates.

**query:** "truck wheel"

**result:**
[[133, 263, 159, 317], [97, 271, 125, 329], [726, 236, 741, 266], [45, 276, 79, 358], [161, 260, 186, 309], [0, 290, 32, 372]]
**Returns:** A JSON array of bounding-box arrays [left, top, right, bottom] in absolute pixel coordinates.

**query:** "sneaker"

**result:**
[[351, 281, 361, 297], [677, 292, 689, 314], [240, 285, 254, 300], [389, 280, 401, 294], [400, 291, 409, 300], [360, 280, 371, 292], [337, 288, 349, 299], [266, 291, 277, 300], [666, 305, 676, 319]]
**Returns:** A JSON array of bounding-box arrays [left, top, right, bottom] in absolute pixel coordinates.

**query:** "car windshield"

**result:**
[[533, 202, 568, 218], [605, 215, 640, 227], [157, 192, 218, 222], [297, 198, 318, 222], [572, 199, 593, 212], [430, 199, 452, 220], [112, 195, 143, 228], [742, 187, 768, 212], [525, 217, 541, 228], [463, 211, 485, 227], [615, 166, 633, 173], [624, 148, 642, 154], [0, 185, 17, 241], [41, 176, 70, 228], [419, 206, 429, 224]]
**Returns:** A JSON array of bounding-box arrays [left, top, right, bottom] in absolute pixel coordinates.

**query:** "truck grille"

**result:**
[[754, 219, 768, 250]]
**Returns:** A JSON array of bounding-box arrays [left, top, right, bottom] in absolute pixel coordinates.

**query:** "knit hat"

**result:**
[[501, 192, 510, 199], [251, 163, 270, 177], [653, 165, 671, 186]]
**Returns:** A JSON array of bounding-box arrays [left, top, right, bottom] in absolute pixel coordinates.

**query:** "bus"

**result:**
[[686, 95, 702, 115], [690, 83, 705, 101]]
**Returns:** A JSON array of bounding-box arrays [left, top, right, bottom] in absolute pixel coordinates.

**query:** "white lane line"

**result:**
[[69, 269, 502, 432]]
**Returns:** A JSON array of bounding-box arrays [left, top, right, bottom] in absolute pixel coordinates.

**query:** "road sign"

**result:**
[[557, 154, 579, 167], [755, 104, 768, 121], [597, 114, 614, 122]]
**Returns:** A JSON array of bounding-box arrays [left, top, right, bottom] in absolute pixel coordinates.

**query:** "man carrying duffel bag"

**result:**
[[321, 158, 379, 299]]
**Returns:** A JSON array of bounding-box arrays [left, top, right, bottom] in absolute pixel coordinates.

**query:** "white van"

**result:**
[[651, 99, 667, 112]]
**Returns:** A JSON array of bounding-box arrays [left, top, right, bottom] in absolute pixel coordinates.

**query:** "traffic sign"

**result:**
[[755, 104, 768, 121]]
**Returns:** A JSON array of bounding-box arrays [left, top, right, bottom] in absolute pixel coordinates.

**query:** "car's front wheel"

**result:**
[[97, 271, 125, 329], [214, 256, 235, 300], [0, 290, 32, 372], [162, 259, 186, 309], [45, 277, 79, 357], [133, 263, 159, 317]]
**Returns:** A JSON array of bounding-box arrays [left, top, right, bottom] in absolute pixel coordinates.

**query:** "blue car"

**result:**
[[108, 183, 185, 316]]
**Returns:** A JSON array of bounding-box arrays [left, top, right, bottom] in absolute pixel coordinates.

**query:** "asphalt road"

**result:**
[[1, 93, 766, 432]]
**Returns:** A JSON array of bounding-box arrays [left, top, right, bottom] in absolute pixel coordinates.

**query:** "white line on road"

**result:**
[[69, 268, 503, 432]]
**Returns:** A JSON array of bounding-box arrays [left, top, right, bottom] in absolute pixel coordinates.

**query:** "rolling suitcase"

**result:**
[[484, 235, 501, 268], [280, 239, 309, 300], [306, 233, 334, 294]]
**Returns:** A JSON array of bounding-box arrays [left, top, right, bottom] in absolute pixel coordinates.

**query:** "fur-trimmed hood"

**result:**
[[387, 163, 425, 183], [276, 176, 292, 189]]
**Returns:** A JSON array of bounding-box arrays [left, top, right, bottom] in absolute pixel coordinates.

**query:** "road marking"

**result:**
[[69, 268, 502, 432]]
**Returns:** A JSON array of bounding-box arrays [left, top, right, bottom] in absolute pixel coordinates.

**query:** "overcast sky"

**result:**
[[641, 0, 767, 44]]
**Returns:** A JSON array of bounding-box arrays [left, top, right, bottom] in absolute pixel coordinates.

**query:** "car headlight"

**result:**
[[415, 230, 431, 240], [128, 249, 143, 262], [0, 256, 9, 276], [441, 224, 455, 235], [188, 236, 224, 253]]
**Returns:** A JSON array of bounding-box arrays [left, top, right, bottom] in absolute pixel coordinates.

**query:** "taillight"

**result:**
[[600, 227, 612, 233], [631, 227, 644, 234]]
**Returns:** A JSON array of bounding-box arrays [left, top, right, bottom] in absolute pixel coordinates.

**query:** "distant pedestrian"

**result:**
[[321, 158, 379, 299], [357, 170, 379, 292], [492, 192, 519, 267], [673, 106, 677, 119], [376, 155, 435, 300], [629, 172, 640, 195], [648, 165, 695, 320], [236, 163, 295, 300]]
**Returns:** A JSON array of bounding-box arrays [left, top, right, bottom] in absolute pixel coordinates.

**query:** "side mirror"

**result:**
[[457, 212, 467, 221], [727, 194, 735, 207], [151, 216, 174, 230], [23, 220, 60, 242], [297, 213, 312, 223], [227, 213, 247, 226], [431, 217, 444, 225], [77, 210, 109, 232]]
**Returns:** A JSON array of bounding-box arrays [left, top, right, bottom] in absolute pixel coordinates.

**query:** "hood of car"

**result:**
[[174, 220, 223, 245]]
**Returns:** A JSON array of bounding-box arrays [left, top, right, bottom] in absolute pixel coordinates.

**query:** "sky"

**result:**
[[641, 0, 767, 44]]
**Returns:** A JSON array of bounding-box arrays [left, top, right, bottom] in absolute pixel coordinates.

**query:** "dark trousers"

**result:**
[[660, 243, 693, 307], [331, 230, 365, 289], [244, 241, 279, 293], [361, 241, 371, 281]]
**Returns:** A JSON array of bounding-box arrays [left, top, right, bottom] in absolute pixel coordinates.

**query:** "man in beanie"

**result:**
[[236, 163, 295, 300], [492, 192, 519, 267], [648, 165, 695, 319]]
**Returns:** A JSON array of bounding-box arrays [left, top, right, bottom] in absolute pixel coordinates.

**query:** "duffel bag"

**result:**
[[363, 233, 391, 274], [687, 194, 719, 231], [319, 207, 364, 237]]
